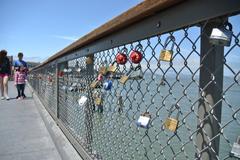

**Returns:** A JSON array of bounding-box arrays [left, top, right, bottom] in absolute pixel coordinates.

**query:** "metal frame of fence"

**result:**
[[28, 0, 240, 159]]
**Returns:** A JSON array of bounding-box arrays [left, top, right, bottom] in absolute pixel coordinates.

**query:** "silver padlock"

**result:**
[[129, 65, 143, 80], [209, 22, 233, 47], [78, 95, 88, 106], [136, 112, 151, 129]]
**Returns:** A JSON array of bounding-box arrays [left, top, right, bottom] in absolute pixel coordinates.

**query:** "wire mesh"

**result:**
[[28, 14, 240, 160]]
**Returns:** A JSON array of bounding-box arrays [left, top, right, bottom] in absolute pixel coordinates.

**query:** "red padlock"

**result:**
[[130, 44, 143, 64], [116, 48, 128, 65], [58, 71, 64, 77], [48, 76, 52, 82]]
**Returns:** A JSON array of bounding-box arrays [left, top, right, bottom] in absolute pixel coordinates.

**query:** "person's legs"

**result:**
[[20, 84, 25, 98], [21, 84, 26, 98], [0, 76, 4, 99], [3, 75, 9, 100], [16, 84, 21, 98]]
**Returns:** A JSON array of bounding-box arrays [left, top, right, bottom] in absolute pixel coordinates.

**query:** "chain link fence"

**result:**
[[28, 5, 240, 160]]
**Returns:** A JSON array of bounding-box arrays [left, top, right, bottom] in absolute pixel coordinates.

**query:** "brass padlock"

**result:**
[[119, 65, 143, 84], [119, 68, 132, 84], [209, 22, 233, 47], [99, 66, 108, 75], [136, 112, 151, 128], [86, 56, 94, 65], [90, 80, 100, 89], [159, 36, 175, 62], [95, 97, 102, 106], [164, 104, 180, 132], [107, 61, 117, 73]]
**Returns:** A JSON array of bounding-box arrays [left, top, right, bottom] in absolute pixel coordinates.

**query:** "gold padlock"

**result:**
[[95, 98, 102, 105], [159, 36, 175, 62], [164, 104, 180, 132], [86, 56, 94, 65], [99, 66, 108, 75], [119, 75, 129, 84], [107, 61, 117, 73], [90, 80, 99, 88]]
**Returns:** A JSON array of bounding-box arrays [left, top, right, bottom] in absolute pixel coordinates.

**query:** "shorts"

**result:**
[[0, 74, 9, 78]]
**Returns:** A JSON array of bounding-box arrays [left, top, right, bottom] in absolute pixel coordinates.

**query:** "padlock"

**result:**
[[116, 48, 128, 65], [63, 68, 68, 73], [67, 68, 73, 73], [164, 104, 180, 132], [130, 44, 143, 64], [117, 93, 124, 113], [68, 83, 78, 92], [119, 65, 143, 84], [90, 80, 102, 89], [209, 22, 233, 46], [99, 66, 108, 75], [119, 69, 132, 84], [107, 61, 117, 73], [95, 94, 104, 113], [129, 65, 143, 80], [78, 96, 88, 106], [97, 73, 103, 81], [86, 56, 94, 65], [62, 85, 67, 91], [58, 71, 64, 77], [160, 77, 166, 86], [159, 36, 175, 62], [136, 112, 151, 128], [103, 79, 112, 91]]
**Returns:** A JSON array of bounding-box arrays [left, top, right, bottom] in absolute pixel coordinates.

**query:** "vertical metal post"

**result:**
[[56, 63, 59, 118], [85, 54, 94, 152], [197, 20, 224, 159]]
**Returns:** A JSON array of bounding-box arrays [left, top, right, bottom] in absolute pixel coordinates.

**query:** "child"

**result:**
[[14, 66, 27, 99]]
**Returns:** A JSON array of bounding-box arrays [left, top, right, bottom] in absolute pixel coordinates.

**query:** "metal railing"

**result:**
[[28, 0, 240, 159]]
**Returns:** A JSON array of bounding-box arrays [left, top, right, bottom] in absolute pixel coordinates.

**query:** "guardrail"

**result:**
[[28, 0, 240, 159]]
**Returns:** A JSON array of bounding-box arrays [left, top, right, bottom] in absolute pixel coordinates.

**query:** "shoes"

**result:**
[[5, 96, 10, 100], [16, 96, 20, 99], [1, 97, 5, 100]]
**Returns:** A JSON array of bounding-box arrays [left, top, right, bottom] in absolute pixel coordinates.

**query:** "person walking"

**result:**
[[13, 52, 28, 98], [0, 50, 11, 100], [14, 66, 27, 99]]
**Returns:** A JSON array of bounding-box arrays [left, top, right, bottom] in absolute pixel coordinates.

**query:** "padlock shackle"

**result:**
[[224, 22, 232, 31], [163, 36, 175, 51], [134, 44, 143, 51], [168, 104, 180, 119], [134, 65, 142, 71], [120, 47, 128, 54]]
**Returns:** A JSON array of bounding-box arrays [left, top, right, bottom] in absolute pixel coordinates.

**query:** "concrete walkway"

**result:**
[[0, 81, 82, 160]]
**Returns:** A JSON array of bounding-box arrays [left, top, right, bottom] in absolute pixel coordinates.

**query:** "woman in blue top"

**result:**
[[0, 50, 11, 100]]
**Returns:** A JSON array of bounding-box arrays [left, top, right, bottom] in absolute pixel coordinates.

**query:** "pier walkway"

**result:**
[[0, 81, 82, 160]]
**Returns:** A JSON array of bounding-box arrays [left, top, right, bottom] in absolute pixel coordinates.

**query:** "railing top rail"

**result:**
[[33, 0, 184, 70]]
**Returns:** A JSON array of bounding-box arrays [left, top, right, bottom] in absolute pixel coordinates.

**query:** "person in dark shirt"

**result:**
[[0, 50, 11, 100]]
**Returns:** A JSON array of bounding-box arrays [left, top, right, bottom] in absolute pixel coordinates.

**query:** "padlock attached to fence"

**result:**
[[136, 112, 151, 129], [107, 61, 117, 73], [86, 56, 94, 65], [130, 44, 143, 64], [159, 36, 175, 62], [209, 22, 233, 46], [103, 78, 113, 91], [94, 91, 104, 113], [164, 104, 180, 132], [116, 48, 128, 65], [90, 73, 104, 89], [78, 95, 88, 107], [129, 65, 143, 80], [119, 65, 143, 84], [117, 93, 124, 113], [68, 83, 78, 92]]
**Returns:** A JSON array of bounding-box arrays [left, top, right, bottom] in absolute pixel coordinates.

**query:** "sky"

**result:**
[[0, 0, 142, 62]]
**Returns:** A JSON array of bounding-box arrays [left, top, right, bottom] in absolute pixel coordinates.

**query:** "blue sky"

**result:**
[[0, 0, 142, 62]]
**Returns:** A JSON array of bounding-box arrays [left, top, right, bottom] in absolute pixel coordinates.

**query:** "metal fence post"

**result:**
[[85, 54, 94, 152], [197, 20, 224, 159], [56, 63, 59, 118]]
